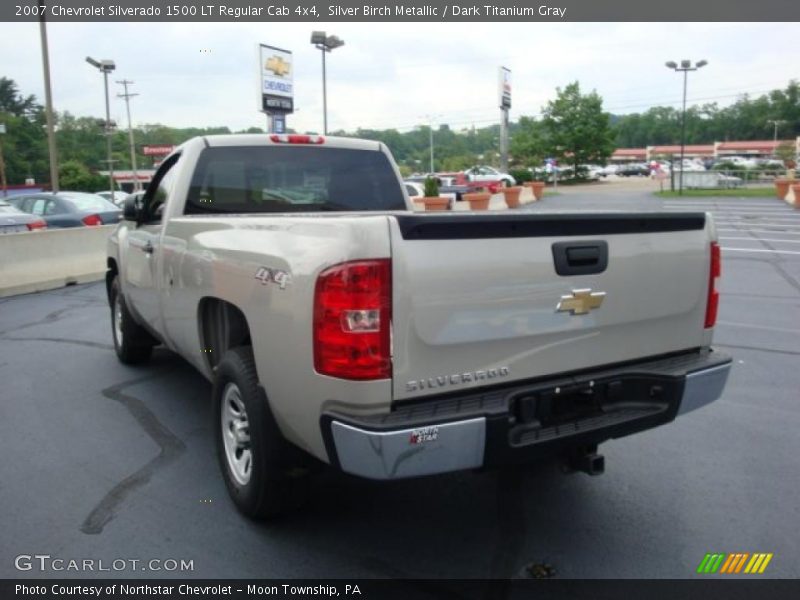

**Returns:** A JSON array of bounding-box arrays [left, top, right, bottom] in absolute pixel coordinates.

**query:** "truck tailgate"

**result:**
[[389, 212, 712, 401]]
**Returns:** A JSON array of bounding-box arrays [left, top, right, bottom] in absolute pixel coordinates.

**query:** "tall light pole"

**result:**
[[310, 31, 344, 135], [767, 119, 786, 147], [86, 56, 116, 195], [117, 79, 141, 191], [665, 59, 708, 195], [419, 114, 441, 173], [39, 12, 59, 192]]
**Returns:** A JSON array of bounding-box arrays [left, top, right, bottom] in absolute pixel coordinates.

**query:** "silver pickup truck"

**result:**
[[107, 134, 731, 518]]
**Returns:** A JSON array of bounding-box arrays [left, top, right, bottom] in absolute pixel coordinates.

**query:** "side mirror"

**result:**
[[123, 195, 140, 222]]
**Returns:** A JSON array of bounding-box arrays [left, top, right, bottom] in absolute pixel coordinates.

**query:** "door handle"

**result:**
[[552, 241, 608, 276], [143, 241, 154, 255]]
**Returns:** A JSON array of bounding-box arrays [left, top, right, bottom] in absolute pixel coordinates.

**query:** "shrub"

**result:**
[[423, 176, 439, 197], [509, 168, 533, 184]]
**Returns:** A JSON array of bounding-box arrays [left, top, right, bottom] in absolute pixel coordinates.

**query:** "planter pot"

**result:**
[[416, 196, 450, 211], [775, 179, 791, 199], [791, 184, 800, 208], [462, 192, 491, 210], [529, 181, 545, 200], [501, 186, 522, 208]]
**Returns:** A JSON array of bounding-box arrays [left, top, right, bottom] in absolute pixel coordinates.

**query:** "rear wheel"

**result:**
[[214, 346, 306, 519], [109, 276, 154, 364]]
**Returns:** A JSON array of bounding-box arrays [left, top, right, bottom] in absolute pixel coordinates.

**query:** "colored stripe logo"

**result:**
[[697, 553, 773, 574]]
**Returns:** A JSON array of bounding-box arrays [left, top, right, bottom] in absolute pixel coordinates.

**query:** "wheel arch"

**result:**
[[106, 257, 118, 304], [198, 297, 253, 374]]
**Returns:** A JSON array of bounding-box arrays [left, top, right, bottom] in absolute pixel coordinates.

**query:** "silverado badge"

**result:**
[[556, 289, 606, 315]]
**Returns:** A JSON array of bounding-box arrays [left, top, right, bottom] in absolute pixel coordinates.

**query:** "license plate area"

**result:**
[[508, 375, 679, 447]]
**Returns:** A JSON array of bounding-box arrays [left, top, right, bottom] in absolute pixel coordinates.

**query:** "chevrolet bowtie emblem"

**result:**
[[556, 289, 606, 315], [265, 56, 290, 77]]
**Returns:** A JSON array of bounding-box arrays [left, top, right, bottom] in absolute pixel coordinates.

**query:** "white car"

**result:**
[[463, 166, 516, 186], [96, 190, 131, 207]]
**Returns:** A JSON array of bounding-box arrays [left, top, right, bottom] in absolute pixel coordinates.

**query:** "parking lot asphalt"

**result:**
[[1, 189, 798, 579]]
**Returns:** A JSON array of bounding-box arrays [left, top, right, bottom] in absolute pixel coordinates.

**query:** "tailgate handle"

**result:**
[[552, 241, 608, 276], [566, 247, 599, 265]]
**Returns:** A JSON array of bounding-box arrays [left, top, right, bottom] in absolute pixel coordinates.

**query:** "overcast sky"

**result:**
[[1, 22, 797, 136]]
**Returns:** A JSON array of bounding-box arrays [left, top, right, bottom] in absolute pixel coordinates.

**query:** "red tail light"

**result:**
[[82, 214, 103, 226], [704, 242, 721, 328], [26, 219, 47, 231], [270, 134, 325, 145], [313, 259, 391, 380]]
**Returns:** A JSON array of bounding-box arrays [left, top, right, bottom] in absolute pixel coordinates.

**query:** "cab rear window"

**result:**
[[185, 146, 406, 214]]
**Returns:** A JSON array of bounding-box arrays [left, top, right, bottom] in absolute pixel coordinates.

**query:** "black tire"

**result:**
[[109, 276, 154, 364], [214, 346, 305, 519]]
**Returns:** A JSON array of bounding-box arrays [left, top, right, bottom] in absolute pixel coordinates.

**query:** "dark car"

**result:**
[[616, 163, 650, 177], [0, 200, 47, 233], [8, 192, 122, 228]]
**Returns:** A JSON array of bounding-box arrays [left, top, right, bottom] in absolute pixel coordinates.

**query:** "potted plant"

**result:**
[[501, 185, 523, 208], [524, 171, 546, 201], [774, 142, 795, 200], [416, 176, 450, 211], [462, 187, 492, 210]]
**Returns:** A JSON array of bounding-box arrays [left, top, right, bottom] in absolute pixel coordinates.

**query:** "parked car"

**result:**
[[598, 164, 619, 177], [97, 190, 131, 207], [107, 133, 730, 518], [8, 192, 122, 228], [616, 163, 650, 177], [463, 165, 516, 186], [0, 201, 47, 233]]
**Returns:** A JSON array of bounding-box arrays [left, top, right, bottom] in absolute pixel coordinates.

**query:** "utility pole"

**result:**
[[39, 10, 59, 192], [0, 123, 7, 197], [117, 79, 141, 191], [767, 119, 786, 146]]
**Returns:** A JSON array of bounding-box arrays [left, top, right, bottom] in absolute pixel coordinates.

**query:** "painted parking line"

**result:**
[[663, 208, 797, 214], [715, 222, 800, 229], [717, 228, 800, 235], [717, 320, 800, 335], [721, 247, 800, 256], [715, 220, 800, 227], [719, 237, 800, 244], [714, 217, 800, 222], [662, 203, 791, 208]]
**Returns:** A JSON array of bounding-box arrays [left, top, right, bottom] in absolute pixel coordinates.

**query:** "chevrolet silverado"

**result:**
[[106, 134, 731, 518]]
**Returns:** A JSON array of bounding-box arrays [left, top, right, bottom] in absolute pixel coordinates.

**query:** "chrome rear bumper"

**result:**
[[325, 351, 732, 480]]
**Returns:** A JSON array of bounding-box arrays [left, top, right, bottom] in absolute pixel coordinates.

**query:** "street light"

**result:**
[[86, 56, 116, 195], [767, 119, 786, 146], [310, 31, 344, 135], [419, 114, 443, 174], [665, 59, 708, 195]]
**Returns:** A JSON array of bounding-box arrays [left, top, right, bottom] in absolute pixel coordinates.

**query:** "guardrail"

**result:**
[[0, 225, 113, 298]]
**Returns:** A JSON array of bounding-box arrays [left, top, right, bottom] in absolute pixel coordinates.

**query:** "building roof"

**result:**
[[612, 148, 647, 157], [650, 145, 715, 154], [717, 140, 793, 152]]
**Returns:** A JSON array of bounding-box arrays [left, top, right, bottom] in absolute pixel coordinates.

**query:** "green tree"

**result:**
[[542, 82, 615, 173], [510, 116, 546, 167], [58, 159, 106, 191], [0, 77, 48, 185]]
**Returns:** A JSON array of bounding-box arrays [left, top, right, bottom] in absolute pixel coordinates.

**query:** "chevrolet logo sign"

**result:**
[[265, 56, 291, 77], [556, 289, 606, 315]]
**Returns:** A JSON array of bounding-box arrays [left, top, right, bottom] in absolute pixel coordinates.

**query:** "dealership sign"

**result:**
[[142, 145, 175, 156], [259, 43, 294, 114], [499, 67, 511, 109]]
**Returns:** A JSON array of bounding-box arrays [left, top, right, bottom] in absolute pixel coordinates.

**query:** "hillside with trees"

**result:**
[[1, 76, 798, 187]]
